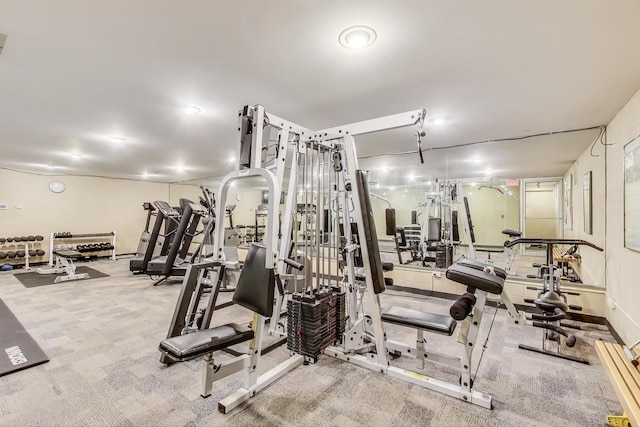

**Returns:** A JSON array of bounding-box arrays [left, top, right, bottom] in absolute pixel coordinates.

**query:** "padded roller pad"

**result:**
[[456, 258, 507, 279], [382, 306, 456, 336], [446, 264, 504, 294], [159, 323, 254, 362], [381, 262, 394, 272], [53, 249, 83, 259]]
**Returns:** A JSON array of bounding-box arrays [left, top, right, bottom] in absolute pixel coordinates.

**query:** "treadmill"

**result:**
[[129, 201, 181, 274], [147, 199, 206, 285]]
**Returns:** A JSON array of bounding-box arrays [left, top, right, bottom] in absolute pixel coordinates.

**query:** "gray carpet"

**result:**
[[13, 266, 109, 288], [0, 259, 623, 426]]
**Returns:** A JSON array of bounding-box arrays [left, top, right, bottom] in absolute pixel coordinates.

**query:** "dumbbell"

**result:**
[[36, 249, 45, 256], [27, 235, 35, 241], [29, 250, 37, 257], [0, 238, 5, 243], [7, 237, 13, 242], [6, 251, 16, 259], [16, 250, 25, 258], [20, 236, 27, 242], [35, 235, 44, 241], [0, 252, 6, 259], [13, 237, 21, 242]]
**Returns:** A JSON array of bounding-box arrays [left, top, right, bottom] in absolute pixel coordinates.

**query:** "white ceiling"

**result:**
[[0, 1, 639, 186]]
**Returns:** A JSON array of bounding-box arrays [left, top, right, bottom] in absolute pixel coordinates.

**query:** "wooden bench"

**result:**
[[595, 340, 640, 426], [553, 246, 581, 264]]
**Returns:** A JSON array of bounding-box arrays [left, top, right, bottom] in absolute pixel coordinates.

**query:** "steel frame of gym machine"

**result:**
[[199, 104, 527, 413]]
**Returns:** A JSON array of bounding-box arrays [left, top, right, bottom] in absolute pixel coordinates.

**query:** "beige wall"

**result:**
[[0, 169, 204, 263], [602, 86, 640, 344]]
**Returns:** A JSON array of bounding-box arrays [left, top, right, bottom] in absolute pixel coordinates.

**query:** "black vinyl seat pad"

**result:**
[[53, 249, 82, 259], [159, 323, 254, 362], [455, 258, 507, 279], [445, 264, 504, 294], [382, 306, 456, 336]]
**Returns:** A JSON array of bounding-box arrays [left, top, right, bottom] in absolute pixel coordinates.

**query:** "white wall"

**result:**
[[602, 86, 640, 344], [0, 170, 201, 263]]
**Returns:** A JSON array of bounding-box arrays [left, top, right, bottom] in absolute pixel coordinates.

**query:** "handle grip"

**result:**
[[283, 258, 304, 271]]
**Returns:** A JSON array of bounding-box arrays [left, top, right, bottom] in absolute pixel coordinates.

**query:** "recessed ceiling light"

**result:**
[[110, 136, 127, 143], [339, 26, 377, 49], [175, 166, 185, 173], [428, 118, 447, 126], [184, 105, 202, 115], [71, 154, 81, 160]]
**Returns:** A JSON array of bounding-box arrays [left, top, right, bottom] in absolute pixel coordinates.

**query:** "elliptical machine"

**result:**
[[504, 238, 603, 364]]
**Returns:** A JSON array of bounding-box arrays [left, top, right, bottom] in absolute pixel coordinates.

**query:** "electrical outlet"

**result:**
[[432, 271, 442, 278]]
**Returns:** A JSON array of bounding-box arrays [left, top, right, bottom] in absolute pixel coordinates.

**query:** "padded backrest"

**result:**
[[427, 218, 442, 242], [232, 243, 275, 317], [355, 170, 385, 294]]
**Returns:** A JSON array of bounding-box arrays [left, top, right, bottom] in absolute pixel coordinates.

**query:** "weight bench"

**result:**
[[36, 249, 89, 283], [158, 243, 304, 407], [379, 260, 505, 408], [595, 340, 640, 426]]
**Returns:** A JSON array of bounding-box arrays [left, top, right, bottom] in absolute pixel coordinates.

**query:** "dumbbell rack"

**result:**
[[0, 236, 46, 270], [48, 231, 117, 267]]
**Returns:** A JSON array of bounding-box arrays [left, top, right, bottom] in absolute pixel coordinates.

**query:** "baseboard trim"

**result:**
[[605, 319, 625, 345]]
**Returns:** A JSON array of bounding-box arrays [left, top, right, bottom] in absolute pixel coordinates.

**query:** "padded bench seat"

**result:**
[[382, 306, 456, 336], [159, 323, 254, 363], [53, 249, 82, 259], [446, 263, 505, 294]]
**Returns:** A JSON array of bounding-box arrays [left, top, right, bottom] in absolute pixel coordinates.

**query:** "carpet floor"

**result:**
[[0, 258, 623, 426]]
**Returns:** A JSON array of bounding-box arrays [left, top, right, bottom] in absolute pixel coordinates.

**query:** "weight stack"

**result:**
[[435, 245, 454, 269], [287, 287, 345, 361]]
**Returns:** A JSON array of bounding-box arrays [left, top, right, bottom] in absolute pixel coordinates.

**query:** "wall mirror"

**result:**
[[583, 171, 592, 235]]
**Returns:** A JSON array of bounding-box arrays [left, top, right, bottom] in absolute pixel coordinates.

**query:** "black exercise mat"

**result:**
[[13, 266, 109, 288], [0, 298, 49, 377]]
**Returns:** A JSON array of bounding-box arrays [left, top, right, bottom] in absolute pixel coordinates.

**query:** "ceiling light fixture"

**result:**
[[71, 154, 81, 160], [428, 118, 447, 126], [110, 136, 127, 143], [176, 166, 185, 173], [339, 26, 377, 49], [184, 105, 202, 115]]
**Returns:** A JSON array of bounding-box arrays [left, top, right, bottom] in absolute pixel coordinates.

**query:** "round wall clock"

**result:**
[[49, 180, 66, 193]]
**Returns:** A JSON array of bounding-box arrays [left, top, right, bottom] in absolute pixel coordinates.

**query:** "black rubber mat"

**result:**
[[0, 298, 49, 377], [13, 266, 109, 288]]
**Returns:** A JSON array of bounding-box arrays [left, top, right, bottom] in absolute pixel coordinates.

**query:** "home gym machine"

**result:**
[[504, 237, 603, 364], [393, 180, 475, 268], [159, 104, 531, 413]]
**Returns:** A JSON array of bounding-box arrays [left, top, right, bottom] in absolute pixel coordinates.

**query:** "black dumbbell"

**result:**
[[35, 235, 44, 241], [36, 249, 45, 256], [13, 237, 20, 242], [7, 237, 13, 242], [6, 251, 16, 259], [20, 236, 27, 242], [0, 238, 5, 244], [27, 235, 35, 241], [29, 250, 37, 257], [16, 251, 25, 258], [0, 252, 6, 259]]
